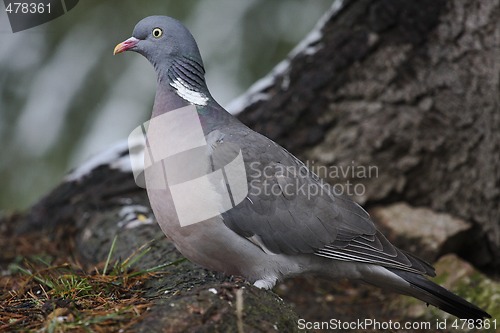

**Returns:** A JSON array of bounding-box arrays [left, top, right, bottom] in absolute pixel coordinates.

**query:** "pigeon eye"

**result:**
[[152, 27, 163, 38]]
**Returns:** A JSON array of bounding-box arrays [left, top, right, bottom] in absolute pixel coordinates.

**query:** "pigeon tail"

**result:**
[[387, 268, 491, 319]]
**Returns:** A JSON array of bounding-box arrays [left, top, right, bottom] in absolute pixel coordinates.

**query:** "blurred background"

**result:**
[[0, 0, 332, 210]]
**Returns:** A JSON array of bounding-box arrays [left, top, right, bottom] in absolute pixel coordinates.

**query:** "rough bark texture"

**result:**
[[238, 0, 500, 275]]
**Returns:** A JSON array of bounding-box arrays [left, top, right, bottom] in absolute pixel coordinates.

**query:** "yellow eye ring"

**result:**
[[152, 27, 163, 38]]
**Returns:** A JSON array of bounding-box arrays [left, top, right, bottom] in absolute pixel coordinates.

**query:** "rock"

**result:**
[[370, 203, 471, 262]]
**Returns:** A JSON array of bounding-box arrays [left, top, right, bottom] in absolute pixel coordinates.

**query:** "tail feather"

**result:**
[[388, 268, 490, 319]]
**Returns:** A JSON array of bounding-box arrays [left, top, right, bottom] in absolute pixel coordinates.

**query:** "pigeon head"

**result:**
[[114, 16, 210, 106], [114, 16, 202, 69]]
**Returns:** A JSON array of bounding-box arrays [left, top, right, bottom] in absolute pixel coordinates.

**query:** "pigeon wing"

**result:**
[[212, 127, 433, 276]]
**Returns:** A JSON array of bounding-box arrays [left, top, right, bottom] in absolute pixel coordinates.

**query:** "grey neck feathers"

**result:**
[[153, 56, 234, 130], [160, 56, 210, 106]]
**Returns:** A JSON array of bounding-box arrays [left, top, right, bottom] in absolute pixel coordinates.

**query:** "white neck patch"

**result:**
[[170, 77, 209, 106]]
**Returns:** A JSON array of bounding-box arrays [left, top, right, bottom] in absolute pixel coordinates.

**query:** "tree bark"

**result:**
[[238, 0, 500, 275]]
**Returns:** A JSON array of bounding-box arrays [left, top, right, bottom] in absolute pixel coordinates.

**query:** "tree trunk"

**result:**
[[237, 0, 500, 275]]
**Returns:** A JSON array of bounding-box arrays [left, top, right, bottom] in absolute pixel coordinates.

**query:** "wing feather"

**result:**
[[215, 126, 433, 276]]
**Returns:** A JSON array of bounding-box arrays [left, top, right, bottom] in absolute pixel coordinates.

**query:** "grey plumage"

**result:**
[[114, 16, 490, 319]]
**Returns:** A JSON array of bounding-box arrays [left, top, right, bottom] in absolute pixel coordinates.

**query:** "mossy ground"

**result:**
[[0, 232, 169, 332]]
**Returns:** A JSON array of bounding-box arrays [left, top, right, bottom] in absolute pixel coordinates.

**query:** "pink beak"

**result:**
[[113, 37, 139, 55]]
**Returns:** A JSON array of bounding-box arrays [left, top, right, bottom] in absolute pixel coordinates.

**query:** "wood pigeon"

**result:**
[[114, 16, 490, 319]]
